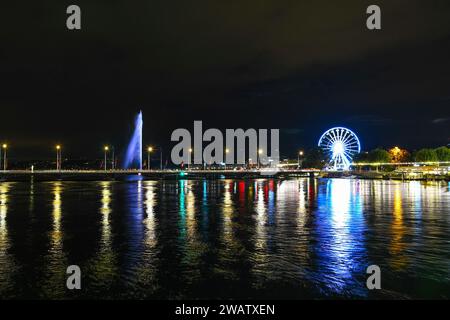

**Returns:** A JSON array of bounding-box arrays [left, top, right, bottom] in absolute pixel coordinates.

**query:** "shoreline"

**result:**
[[0, 170, 448, 182]]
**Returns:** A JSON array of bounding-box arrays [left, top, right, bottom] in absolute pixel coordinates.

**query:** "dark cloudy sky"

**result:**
[[1, 0, 450, 159]]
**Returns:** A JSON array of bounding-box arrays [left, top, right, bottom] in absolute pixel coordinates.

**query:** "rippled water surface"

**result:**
[[0, 178, 449, 299]]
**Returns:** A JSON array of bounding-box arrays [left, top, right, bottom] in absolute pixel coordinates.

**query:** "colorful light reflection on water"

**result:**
[[0, 178, 449, 299]]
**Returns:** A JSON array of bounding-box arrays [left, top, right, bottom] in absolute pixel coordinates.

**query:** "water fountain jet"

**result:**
[[124, 111, 143, 170]]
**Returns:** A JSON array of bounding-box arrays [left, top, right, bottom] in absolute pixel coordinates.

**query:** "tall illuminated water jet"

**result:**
[[124, 111, 143, 170]]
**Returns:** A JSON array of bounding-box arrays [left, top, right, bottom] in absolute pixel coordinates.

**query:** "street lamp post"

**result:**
[[2, 144, 7, 171], [147, 147, 153, 170], [225, 148, 229, 170], [298, 150, 304, 169], [56, 145, 61, 171], [104, 146, 109, 171], [160, 147, 163, 171], [258, 149, 263, 169], [188, 148, 192, 170], [111, 146, 115, 170]]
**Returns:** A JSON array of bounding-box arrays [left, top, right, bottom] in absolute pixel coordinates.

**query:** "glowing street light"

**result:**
[[258, 148, 263, 169], [55, 145, 61, 171], [147, 146, 153, 170], [104, 146, 109, 171], [188, 148, 193, 170], [225, 148, 230, 170], [298, 150, 304, 169], [2, 144, 7, 171]]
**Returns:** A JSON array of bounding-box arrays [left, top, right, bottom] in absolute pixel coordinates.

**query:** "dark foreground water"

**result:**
[[0, 178, 449, 299]]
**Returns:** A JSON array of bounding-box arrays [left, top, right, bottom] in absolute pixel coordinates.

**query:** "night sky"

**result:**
[[1, 0, 450, 160]]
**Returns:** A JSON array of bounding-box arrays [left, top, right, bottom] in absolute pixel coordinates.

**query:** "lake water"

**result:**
[[0, 178, 449, 299]]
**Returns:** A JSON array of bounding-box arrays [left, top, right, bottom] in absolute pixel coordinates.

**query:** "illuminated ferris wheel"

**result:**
[[318, 127, 361, 171]]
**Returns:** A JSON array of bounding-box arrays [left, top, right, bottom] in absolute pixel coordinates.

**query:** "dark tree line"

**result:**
[[300, 146, 450, 169]]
